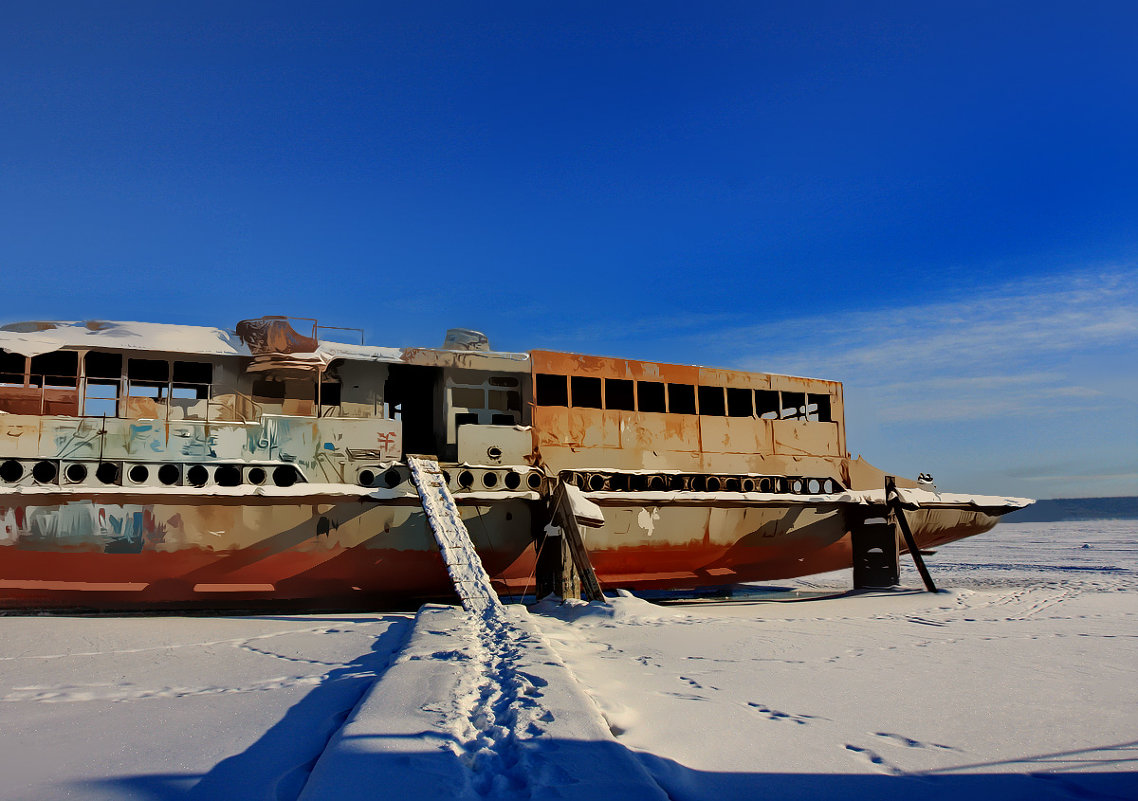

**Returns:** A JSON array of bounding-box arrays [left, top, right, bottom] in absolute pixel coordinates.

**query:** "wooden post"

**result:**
[[885, 476, 938, 593], [537, 481, 606, 603]]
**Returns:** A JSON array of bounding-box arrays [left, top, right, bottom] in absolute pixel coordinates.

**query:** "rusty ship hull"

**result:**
[[0, 317, 1029, 609]]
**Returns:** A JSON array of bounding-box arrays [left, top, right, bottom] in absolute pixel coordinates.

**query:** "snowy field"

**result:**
[[2, 521, 1135, 800]]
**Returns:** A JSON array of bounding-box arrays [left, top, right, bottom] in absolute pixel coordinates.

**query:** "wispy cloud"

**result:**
[[721, 266, 1138, 423]]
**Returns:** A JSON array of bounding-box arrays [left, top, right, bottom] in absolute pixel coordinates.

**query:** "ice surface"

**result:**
[[1, 521, 1135, 800], [0, 614, 412, 801]]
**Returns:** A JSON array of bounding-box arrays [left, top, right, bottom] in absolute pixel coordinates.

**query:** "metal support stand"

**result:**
[[886, 475, 938, 593]]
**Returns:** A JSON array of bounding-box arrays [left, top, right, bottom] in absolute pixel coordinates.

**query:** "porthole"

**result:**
[[458, 470, 475, 489], [128, 464, 150, 484], [690, 475, 707, 492], [482, 471, 498, 488], [792, 479, 804, 493], [247, 466, 267, 486], [648, 475, 666, 491], [273, 466, 298, 487], [504, 471, 521, 490], [96, 463, 120, 485], [383, 469, 401, 489], [65, 463, 88, 483], [216, 465, 241, 487], [706, 476, 721, 492], [741, 478, 755, 492], [807, 478, 821, 494], [33, 461, 57, 484], [823, 478, 835, 494], [758, 477, 772, 493], [724, 477, 740, 492], [158, 464, 181, 486], [357, 469, 375, 487], [187, 465, 209, 487], [0, 460, 23, 483], [526, 472, 543, 490], [587, 474, 606, 492]]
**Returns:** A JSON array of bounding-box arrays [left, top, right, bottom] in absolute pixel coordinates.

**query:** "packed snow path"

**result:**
[[407, 456, 503, 617], [298, 604, 668, 801]]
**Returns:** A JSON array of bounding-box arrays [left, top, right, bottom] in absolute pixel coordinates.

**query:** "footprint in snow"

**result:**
[[746, 703, 819, 724], [874, 732, 958, 751], [845, 744, 905, 775]]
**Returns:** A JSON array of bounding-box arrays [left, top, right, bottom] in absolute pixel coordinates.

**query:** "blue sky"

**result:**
[[2, 1, 1135, 499]]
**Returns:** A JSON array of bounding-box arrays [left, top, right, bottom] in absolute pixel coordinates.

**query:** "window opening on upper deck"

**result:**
[[535, 374, 568, 406], [637, 381, 666, 413], [698, 385, 726, 416], [571, 376, 602, 409], [668, 383, 696, 414], [727, 387, 753, 417], [807, 393, 832, 422], [605, 378, 635, 411], [0, 350, 24, 386], [756, 390, 780, 419], [83, 352, 122, 417], [780, 391, 807, 421], [30, 351, 78, 388]]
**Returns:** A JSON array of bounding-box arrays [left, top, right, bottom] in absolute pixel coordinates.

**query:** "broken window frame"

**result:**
[[604, 378, 635, 411], [535, 373, 569, 407], [698, 385, 726, 417], [636, 380, 666, 413]]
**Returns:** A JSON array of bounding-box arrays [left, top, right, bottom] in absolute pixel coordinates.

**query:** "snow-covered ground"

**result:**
[[535, 521, 1138, 800], [2, 521, 1135, 800]]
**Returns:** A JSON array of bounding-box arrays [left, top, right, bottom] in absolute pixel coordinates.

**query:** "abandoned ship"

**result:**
[[0, 316, 1029, 609]]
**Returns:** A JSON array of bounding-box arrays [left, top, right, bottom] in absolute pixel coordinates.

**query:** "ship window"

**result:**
[[727, 387, 753, 418], [781, 391, 806, 420], [491, 413, 516, 425], [605, 379, 635, 411], [172, 384, 208, 400], [667, 383, 696, 415], [452, 387, 485, 408], [85, 351, 122, 379], [698, 386, 726, 416], [756, 390, 780, 419], [455, 412, 478, 428], [128, 358, 169, 382], [0, 351, 24, 385], [535, 374, 568, 406], [84, 380, 119, 417], [808, 393, 832, 423], [320, 382, 342, 406], [637, 381, 665, 413], [571, 376, 602, 409], [30, 351, 78, 388], [252, 378, 286, 400], [488, 389, 521, 412], [128, 383, 164, 399], [173, 361, 213, 384]]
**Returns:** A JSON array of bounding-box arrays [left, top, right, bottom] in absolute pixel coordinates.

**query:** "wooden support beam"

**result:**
[[885, 476, 938, 593], [547, 481, 606, 603]]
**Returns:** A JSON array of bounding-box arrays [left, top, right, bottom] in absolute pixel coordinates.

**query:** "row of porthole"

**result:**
[[561, 471, 842, 495], [357, 466, 546, 493], [0, 459, 302, 488]]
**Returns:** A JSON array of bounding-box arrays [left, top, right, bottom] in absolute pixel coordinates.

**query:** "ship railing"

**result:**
[[0, 372, 80, 415]]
